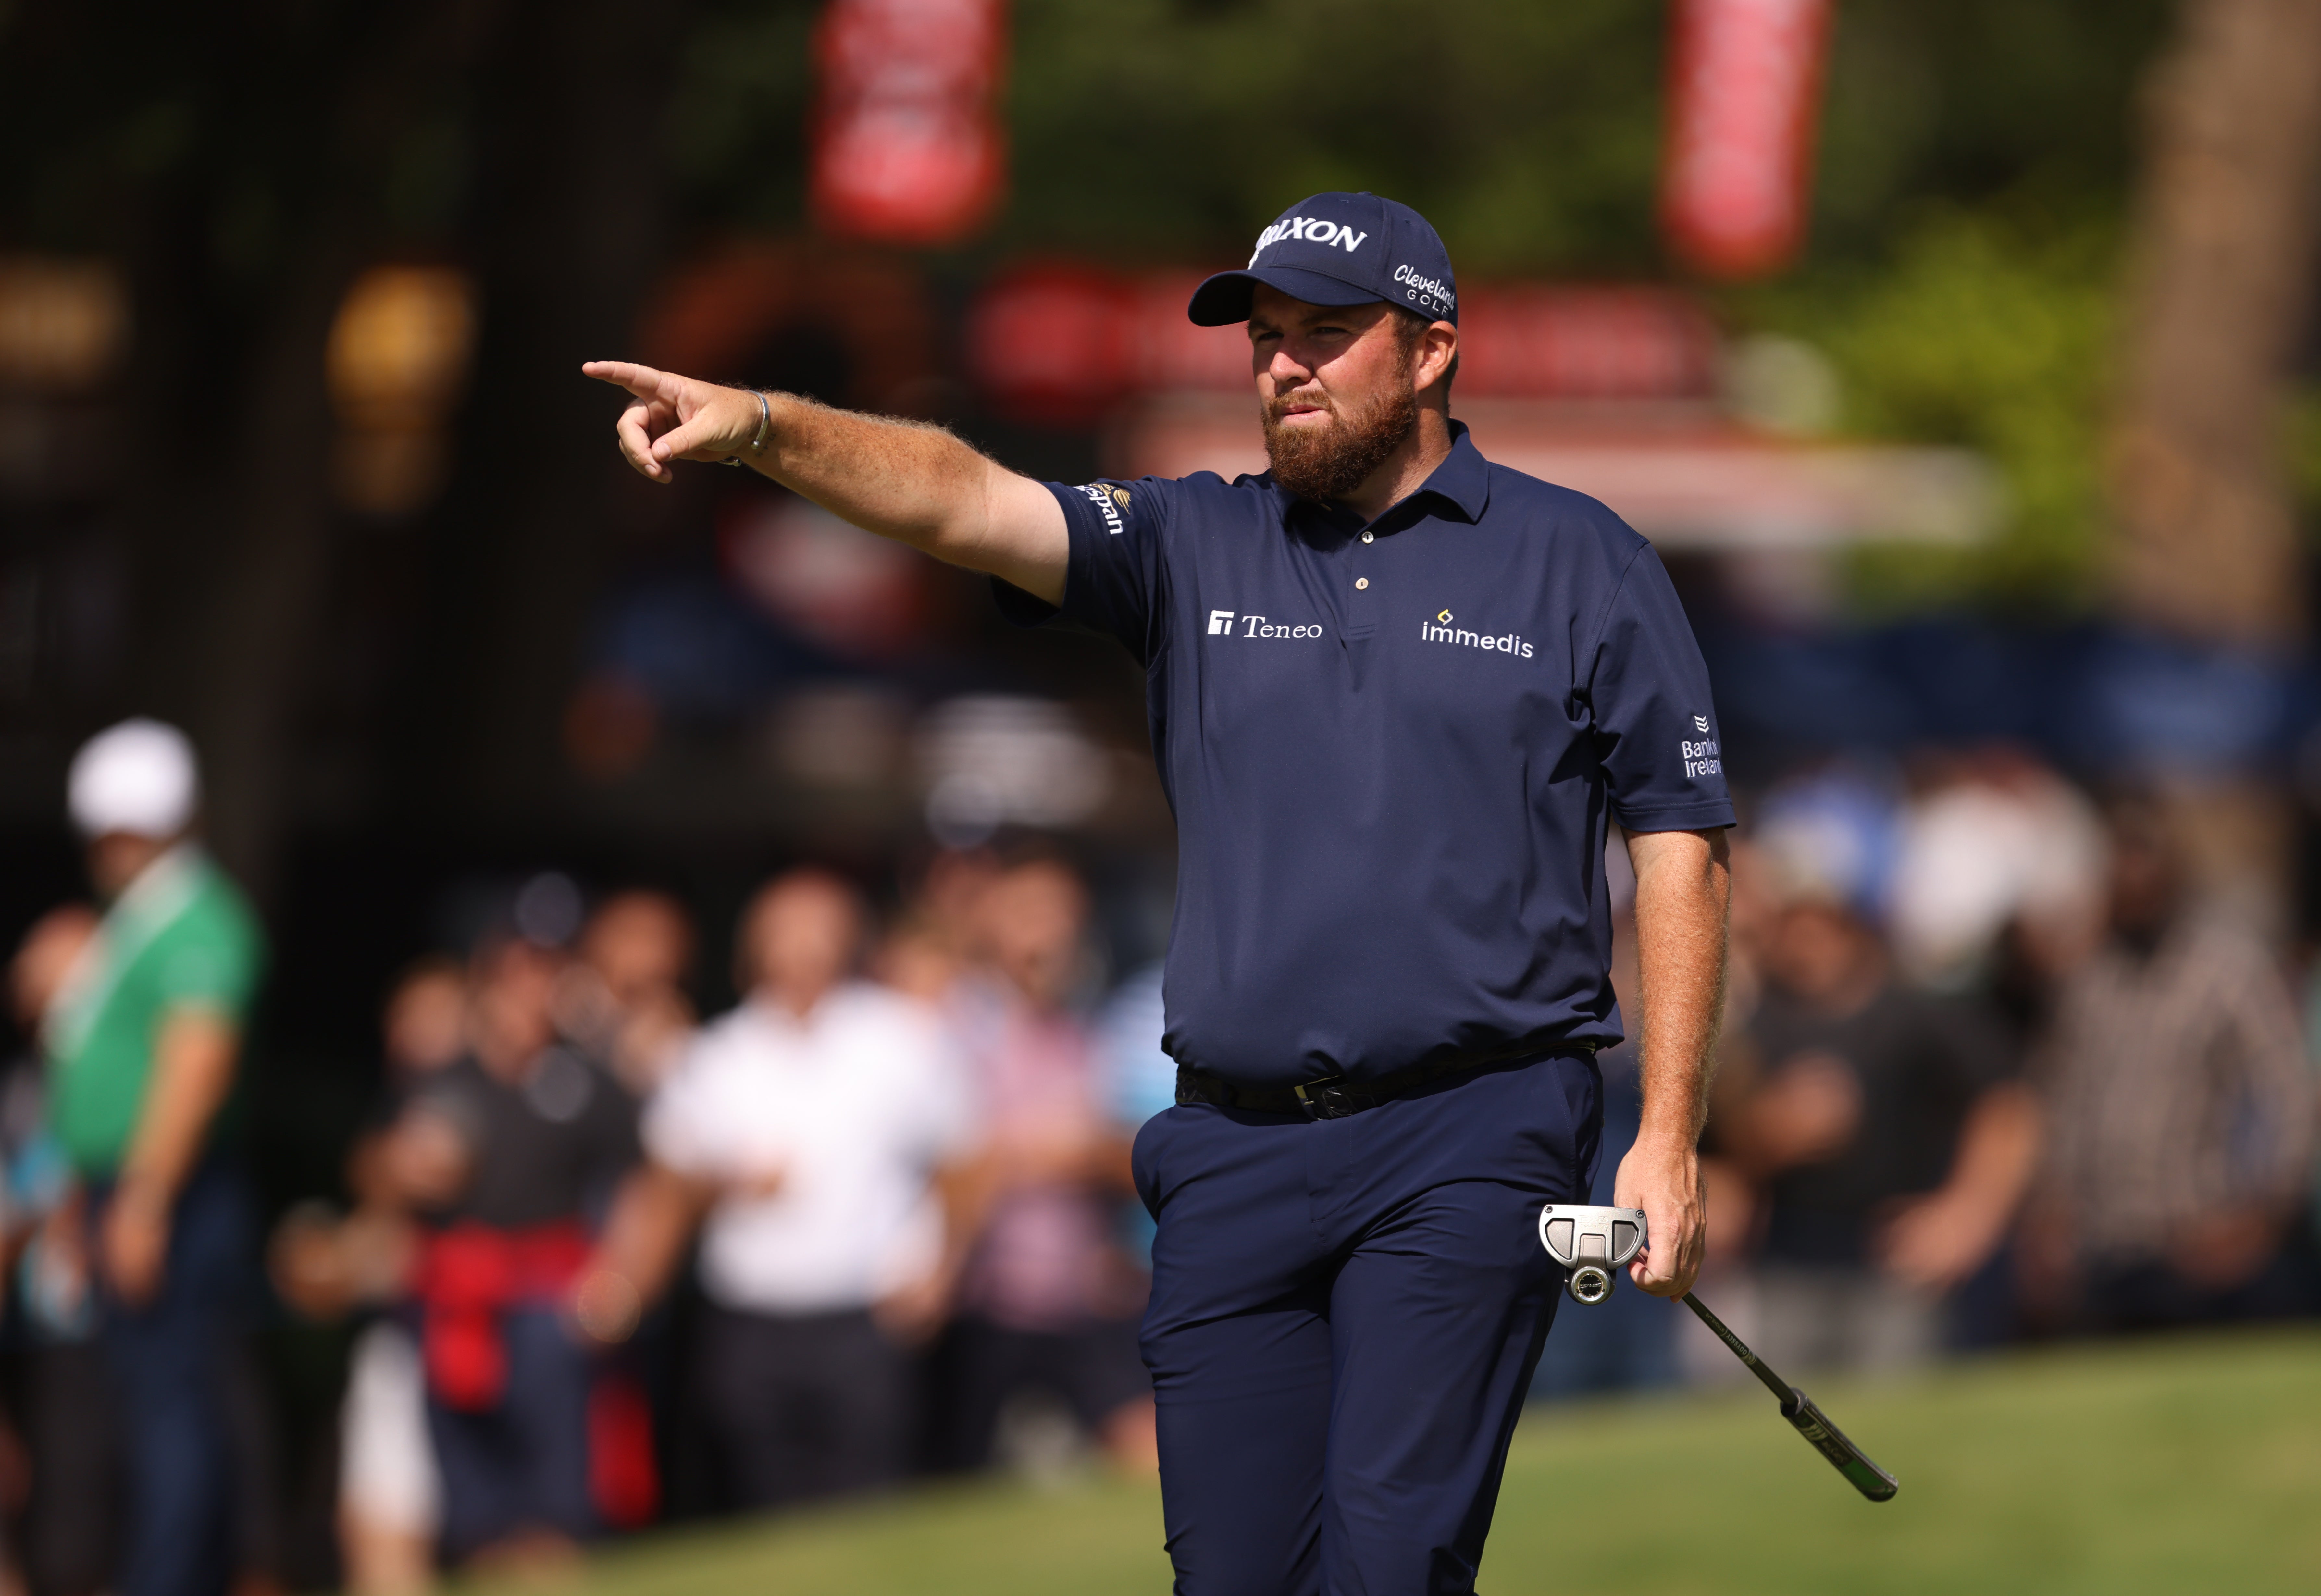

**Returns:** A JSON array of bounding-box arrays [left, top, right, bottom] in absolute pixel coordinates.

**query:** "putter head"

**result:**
[[1781, 1387, 1901, 1502], [1536, 1203, 1648, 1304]]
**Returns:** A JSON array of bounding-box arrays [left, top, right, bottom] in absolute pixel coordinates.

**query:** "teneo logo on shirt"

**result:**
[[1681, 736, 1722, 780], [1420, 610, 1533, 658], [1078, 482, 1125, 535], [1209, 609, 1322, 639], [1392, 264, 1456, 317], [1249, 217, 1370, 266]]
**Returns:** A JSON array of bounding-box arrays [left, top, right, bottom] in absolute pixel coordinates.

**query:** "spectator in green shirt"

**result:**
[[46, 718, 265, 1596]]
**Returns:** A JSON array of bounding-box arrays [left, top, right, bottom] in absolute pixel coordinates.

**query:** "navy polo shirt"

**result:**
[[998, 422, 1734, 1088]]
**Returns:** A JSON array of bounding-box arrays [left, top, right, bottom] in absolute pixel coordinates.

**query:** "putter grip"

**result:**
[[1781, 1388, 1901, 1503]]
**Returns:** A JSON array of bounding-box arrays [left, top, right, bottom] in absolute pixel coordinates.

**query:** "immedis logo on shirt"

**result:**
[[1419, 610, 1534, 659]]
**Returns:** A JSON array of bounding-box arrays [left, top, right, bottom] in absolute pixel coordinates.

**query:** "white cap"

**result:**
[[68, 718, 201, 840]]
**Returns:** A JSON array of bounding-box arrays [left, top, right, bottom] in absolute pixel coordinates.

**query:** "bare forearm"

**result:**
[[1940, 1083, 2041, 1221], [583, 362, 1068, 602], [1626, 827, 1732, 1148], [756, 395, 1001, 557], [119, 1009, 239, 1205], [592, 1162, 712, 1305]]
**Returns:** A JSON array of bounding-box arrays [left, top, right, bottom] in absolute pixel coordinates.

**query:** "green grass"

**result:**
[[519, 1328, 2321, 1596]]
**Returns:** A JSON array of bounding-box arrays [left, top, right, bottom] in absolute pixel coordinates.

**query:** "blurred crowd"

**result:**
[[1, 721, 1170, 1596], [1547, 748, 2321, 1400], [4, 722, 2320, 1596]]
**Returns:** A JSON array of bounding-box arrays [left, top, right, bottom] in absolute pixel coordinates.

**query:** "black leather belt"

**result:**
[[1174, 1038, 1592, 1121]]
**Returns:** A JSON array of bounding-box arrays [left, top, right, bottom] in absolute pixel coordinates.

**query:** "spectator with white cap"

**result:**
[[44, 718, 266, 1596]]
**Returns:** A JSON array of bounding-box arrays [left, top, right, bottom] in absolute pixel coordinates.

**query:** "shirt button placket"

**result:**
[[1348, 528, 1378, 634]]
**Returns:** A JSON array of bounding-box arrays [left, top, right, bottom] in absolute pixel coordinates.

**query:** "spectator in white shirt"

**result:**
[[580, 869, 971, 1511]]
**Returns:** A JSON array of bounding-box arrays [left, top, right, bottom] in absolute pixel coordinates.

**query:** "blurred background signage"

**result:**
[[324, 265, 477, 518], [811, 0, 1007, 245], [962, 266, 1995, 549], [1661, 0, 1834, 279]]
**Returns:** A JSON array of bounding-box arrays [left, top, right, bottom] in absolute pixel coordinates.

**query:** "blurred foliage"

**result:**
[[1745, 213, 2120, 612], [2284, 387, 2321, 527], [669, 0, 2174, 276], [999, 0, 1667, 274], [653, 0, 2182, 614], [0, 0, 2192, 619]]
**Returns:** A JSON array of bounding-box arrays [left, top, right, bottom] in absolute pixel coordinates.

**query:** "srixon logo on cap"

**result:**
[[1249, 217, 1370, 266]]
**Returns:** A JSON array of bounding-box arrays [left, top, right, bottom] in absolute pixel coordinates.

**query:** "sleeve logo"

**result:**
[[1077, 482, 1124, 535], [1681, 731, 1722, 779]]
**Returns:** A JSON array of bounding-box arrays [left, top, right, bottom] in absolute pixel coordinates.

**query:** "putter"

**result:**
[[1537, 1203, 1899, 1503]]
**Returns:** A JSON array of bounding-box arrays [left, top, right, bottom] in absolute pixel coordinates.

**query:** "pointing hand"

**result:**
[[581, 361, 764, 483]]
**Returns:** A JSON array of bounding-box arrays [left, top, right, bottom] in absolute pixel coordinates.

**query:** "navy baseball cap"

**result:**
[[1187, 191, 1458, 327]]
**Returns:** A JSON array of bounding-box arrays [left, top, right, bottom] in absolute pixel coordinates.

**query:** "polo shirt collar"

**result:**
[[1281, 419, 1492, 533], [1416, 420, 1490, 522]]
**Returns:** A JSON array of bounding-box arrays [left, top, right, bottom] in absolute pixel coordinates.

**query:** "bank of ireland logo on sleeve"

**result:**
[[1682, 716, 1722, 780]]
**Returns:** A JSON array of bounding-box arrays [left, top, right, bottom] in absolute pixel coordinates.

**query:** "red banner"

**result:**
[[964, 266, 1720, 422], [811, 0, 1006, 246], [1660, 0, 1832, 279]]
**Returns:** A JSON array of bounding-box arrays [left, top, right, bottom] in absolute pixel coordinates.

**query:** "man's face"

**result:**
[[1765, 900, 1878, 1003], [86, 830, 171, 899], [980, 861, 1086, 1010], [470, 938, 562, 1072], [1248, 286, 1433, 502], [748, 874, 861, 1002]]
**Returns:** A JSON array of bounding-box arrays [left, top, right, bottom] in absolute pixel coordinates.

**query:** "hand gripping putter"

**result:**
[[1537, 1203, 1899, 1503]]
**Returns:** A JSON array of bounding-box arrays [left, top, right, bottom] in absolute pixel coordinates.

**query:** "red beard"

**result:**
[[1261, 378, 1418, 504]]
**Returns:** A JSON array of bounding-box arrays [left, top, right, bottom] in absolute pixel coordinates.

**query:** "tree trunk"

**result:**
[[2109, 0, 2321, 647], [430, 0, 676, 824], [191, 239, 349, 902]]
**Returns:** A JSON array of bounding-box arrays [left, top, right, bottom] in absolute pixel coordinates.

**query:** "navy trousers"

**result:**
[[428, 1306, 597, 1558], [98, 1164, 254, 1596], [1134, 1051, 1600, 1596]]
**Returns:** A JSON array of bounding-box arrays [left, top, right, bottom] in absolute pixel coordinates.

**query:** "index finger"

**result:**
[[581, 359, 668, 399]]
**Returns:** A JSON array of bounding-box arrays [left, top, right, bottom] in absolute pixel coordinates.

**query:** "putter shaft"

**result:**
[[1681, 1292, 1900, 1503]]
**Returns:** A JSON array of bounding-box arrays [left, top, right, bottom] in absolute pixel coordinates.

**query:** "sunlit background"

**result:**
[[3, 2, 2319, 1593]]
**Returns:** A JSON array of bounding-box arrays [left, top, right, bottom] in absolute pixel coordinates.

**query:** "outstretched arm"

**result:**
[[1616, 825, 1731, 1299], [582, 361, 1069, 605], [571, 1160, 717, 1344]]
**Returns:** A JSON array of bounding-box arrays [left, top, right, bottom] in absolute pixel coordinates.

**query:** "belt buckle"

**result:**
[[1294, 1076, 1359, 1120]]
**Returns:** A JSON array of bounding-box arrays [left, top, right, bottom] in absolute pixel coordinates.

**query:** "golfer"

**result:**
[[587, 191, 1731, 1596]]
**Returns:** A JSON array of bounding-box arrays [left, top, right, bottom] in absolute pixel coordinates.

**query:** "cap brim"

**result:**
[[1186, 266, 1385, 326]]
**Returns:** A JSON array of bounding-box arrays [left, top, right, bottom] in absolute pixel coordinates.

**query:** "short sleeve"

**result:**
[[1585, 544, 1736, 832], [991, 478, 1174, 666], [152, 900, 263, 1022]]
